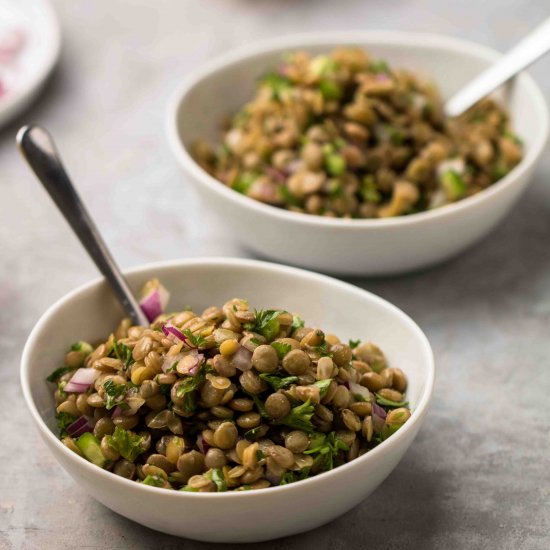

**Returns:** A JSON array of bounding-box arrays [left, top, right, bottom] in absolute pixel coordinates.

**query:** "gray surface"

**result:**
[[1, 0, 549, 548]]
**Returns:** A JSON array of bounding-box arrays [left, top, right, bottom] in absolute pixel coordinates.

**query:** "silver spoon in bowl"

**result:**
[[16, 125, 149, 326], [445, 16, 550, 117]]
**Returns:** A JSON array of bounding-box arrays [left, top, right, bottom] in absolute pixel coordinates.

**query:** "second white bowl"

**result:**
[[167, 31, 549, 275]]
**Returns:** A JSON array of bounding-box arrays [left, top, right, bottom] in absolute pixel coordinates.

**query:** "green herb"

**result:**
[[245, 309, 286, 341], [279, 400, 315, 432], [360, 175, 381, 204], [112, 340, 133, 369], [504, 130, 523, 146], [142, 475, 164, 487], [181, 485, 199, 492], [247, 393, 270, 418], [271, 341, 292, 359], [250, 337, 262, 346], [232, 171, 258, 194], [304, 431, 349, 471], [314, 340, 332, 358], [325, 153, 346, 176], [259, 373, 299, 391], [210, 468, 227, 492], [279, 467, 311, 485], [349, 339, 361, 349], [108, 426, 145, 462], [260, 72, 292, 100], [103, 379, 128, 410], [370, 59, 390, 73], [278, 186, 301, 207], [310, 55, 339, 77], [56, 412, 77, 437], [312, 379, 332, 398], [182, 329, 207, 349], [175, 364, 208, 413], [319, 79, 342, 101], [440, 170, 466, 200], [244, 425, 265, 439], [71, 341, 93, 355], [291, 315, 305, 330], [327, 178, 344, 198], [375, 393, 409, 408], [46, 366, 76, 383]]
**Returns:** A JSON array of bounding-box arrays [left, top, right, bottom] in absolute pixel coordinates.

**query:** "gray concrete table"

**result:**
[[1, 0, 549, 548]]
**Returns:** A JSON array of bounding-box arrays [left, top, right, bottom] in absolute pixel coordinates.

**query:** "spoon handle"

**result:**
[[17, 125, 149, 326], [445, 17, 550, 117]]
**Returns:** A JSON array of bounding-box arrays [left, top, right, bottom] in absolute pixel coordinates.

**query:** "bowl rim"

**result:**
[[167, 30, 549, 230], [21, 257, 435, 499]]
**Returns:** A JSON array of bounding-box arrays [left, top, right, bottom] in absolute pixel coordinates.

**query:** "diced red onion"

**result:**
[[265, 166, 288, 183], [231, 346, 252, 372], [162, 324, 194, 347], [64, 368, 100, 393], [67, 415, 93, 437], [196, 434, 210, 455], [161, 352, 185, 373], [111, 406, 123, 419], [376, 73, 391, 82], [349, 382, 370, 401], [372, 402, 387, 419], [139, 282, 170, 322], [286, 159, 303, 174]]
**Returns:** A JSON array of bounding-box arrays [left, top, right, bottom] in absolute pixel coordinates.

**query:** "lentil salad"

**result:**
[[48, 279, 411, 492], [194, 47, 523, 218]]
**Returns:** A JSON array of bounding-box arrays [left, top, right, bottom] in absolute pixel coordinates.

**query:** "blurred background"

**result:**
[[1, 1, 549, 549]]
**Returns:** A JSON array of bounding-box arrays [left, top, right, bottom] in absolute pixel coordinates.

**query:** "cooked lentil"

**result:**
[[48, 279, 412, 492], [194, 48, 523, 218]]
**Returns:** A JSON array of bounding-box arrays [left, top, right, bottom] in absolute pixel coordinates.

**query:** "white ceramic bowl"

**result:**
[[21, 258, 434, 542], [167, 32, 549, 276]]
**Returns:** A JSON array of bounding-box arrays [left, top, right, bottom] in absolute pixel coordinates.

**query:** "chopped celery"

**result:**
[[325, 154, 346, 176], [441, 170, 466, 200], [76, 433, 107, 468]]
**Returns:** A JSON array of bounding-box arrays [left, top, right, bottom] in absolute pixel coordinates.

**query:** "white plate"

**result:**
[[0, 0, 60, 128]]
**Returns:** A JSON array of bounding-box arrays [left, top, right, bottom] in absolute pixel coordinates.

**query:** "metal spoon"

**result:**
[[445, 17, 550, 117], [16, 125, 149, 326]]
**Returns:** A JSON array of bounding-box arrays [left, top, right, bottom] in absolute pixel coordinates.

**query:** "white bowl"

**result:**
[[167, 32, 549, 276], [21, 258, 434, 542]]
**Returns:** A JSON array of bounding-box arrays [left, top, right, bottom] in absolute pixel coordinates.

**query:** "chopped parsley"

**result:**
[[304, 431, 349, 471], [259, 373, 298, 391], [56, 412, 77, 437], [182, 329, 207, 349], [348, 339, 361, 349], [46, 366, 76, 383], [279, 400, 315, 432], [312, 378, 332, 398], [280, 468, 311, 485], [244, 309, 286, 341], [175, 363, 207, 413], [111, 340, 133, 369], [107, 427, 146, 462], [102, 379, 128, 410], [291, 314, 305, 331], [270, 341, 292, 359]]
